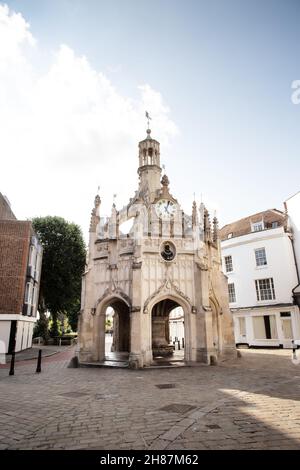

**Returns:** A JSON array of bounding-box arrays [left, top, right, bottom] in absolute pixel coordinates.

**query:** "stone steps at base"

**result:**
[[79, 361, 129, 368], [79, 360, 188, 369]]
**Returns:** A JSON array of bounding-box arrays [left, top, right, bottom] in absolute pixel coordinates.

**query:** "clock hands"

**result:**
[[156, 200, 175, 219]]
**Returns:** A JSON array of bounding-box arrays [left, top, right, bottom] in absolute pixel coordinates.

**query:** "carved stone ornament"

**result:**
[[131, 306, 141, 313], [196, 261, 209, 271], [209, 286, 223, 315], [143, 279, 192, 314], [132, 261, 142, 270], [95, 287, 132, 310]]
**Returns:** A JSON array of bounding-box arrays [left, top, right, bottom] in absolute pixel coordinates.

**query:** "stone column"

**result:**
[[129, 262, 143, 368]]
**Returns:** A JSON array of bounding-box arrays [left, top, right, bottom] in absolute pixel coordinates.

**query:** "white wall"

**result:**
[[0, 321, 11, 353], [286, 192, 300, 275], [233, 306, 300, 348], [221, 227, 298, 308], [0, 316, 37, 353]]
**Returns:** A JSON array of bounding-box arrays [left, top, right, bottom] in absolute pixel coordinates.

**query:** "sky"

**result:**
[[1, 0, 300, 241]]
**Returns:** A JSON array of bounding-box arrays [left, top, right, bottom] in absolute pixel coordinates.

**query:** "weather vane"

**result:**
[[145, 111, 152, 130]]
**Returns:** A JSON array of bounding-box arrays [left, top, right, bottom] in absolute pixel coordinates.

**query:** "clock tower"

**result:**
[[78, 124, 236, 368], [137, 127, 162, 203]]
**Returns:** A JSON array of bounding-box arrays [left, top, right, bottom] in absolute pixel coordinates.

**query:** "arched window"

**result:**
[[148, 147, 153, 165], [143, 148, 147, 165]]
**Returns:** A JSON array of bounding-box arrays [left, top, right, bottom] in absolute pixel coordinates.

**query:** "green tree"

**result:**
[[32, 216, 86, 337]]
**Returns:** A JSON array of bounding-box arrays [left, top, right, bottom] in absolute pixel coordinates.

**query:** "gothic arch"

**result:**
[[92, 290, 131, 361], [95, 288, 132, 315], [143, 280, 192, 315], [144, 289, 192, 363]]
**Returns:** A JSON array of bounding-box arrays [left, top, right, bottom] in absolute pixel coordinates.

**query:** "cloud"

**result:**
[[0, 4, 178, 239]]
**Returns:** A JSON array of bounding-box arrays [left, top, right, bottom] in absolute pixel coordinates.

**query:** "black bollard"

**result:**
[[182, 338, 185, 348], [177, 340, 180, 350], [293, 344, 297, 360], [36, 349, 42, 373], [9, 351, 15, 376]]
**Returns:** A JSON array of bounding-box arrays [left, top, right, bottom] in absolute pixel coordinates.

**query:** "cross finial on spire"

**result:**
[[145, 111, 151, 129], [145, 111, 152, 138]]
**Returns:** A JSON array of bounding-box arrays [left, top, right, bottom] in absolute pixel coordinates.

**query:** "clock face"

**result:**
[[155, 199, 176, 220]]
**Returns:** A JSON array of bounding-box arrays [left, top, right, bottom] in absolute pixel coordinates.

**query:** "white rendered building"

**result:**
[[285, 191, 300, 311], [220, 209, 300, 348]]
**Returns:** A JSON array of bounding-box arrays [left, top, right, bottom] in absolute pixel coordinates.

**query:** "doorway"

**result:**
[[151, 298, 185, 363], [104, 299, 130, 361]]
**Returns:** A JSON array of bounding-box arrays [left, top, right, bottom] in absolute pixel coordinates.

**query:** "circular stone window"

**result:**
[[160, 241, 176, 261]]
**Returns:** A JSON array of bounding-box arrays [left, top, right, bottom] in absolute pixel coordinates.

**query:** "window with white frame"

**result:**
[[28, 245, 35, 266], [255, 278, 275, 301], [228, 283, 236, 303], [252, 221, 264, 232], [25, 282, 33, 304], [255, 247, 267, 266], [239, 317, 246, 336], [224, 255, 233, 272]]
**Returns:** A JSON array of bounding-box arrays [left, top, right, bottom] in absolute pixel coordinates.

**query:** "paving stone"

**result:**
[[1, 347, 300, 450]]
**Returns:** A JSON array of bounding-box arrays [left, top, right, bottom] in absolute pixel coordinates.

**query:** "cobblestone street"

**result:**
[[1, 348, 300, 450]]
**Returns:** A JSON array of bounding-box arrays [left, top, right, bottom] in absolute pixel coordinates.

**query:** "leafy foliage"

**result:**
[[32, 216, 86, 334], [33, 311, 49, 340]]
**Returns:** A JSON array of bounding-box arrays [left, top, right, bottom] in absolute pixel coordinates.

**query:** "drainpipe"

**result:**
[[284, 202, 300, 306]]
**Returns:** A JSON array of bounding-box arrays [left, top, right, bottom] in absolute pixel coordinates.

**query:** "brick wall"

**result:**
[[0, 221, 31, 314], [0, 193, 16, 220]]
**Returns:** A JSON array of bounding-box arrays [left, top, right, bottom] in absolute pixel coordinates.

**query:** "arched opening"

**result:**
[[104, 299, 130, 361], [148, 147, 153, 164], [143, 148, 147, 165], [151, 298, 185, 363]]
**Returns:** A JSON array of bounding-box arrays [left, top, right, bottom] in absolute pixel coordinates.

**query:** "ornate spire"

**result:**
[[89, 193, 101, 232], [213, 215, 219, 242], [204, 207, 211, 242], [192, 199, 198, 228], [161, 174, 169, 188], [161, 174, 170, 198]]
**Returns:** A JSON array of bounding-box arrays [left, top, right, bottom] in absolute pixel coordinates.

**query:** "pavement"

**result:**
[[0, 347, 300, 450], [4, 344, 71, 363]]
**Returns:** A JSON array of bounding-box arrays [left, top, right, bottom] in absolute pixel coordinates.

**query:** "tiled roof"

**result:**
[[219, 209, 286, 241]]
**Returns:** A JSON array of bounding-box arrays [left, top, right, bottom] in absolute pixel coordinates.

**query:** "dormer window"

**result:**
[[252, 221, 264, 232]]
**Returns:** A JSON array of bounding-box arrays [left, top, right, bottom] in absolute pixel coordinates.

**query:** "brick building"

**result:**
[[0, 193, 42, 353]]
